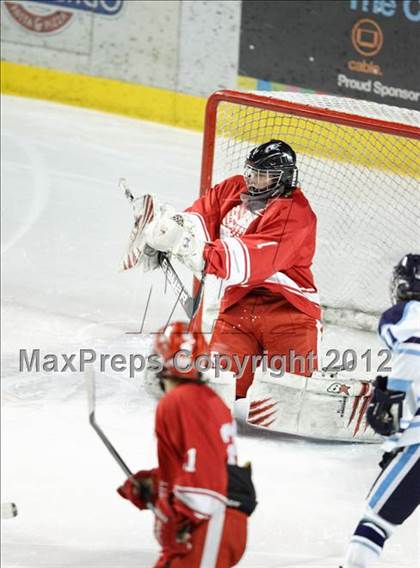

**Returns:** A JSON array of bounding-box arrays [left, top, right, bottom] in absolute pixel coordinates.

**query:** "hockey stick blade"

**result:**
[[1, 502, 18, 519], [119, 178, 135, 204]]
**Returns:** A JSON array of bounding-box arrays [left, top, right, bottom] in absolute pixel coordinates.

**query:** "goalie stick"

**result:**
[[119, 178, 204, 319], [158, 252, 205, 320], [84, 367, 156, 512]]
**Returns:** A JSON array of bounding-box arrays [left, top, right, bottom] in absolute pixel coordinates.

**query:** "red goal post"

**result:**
[[199, 90, 420, 329]]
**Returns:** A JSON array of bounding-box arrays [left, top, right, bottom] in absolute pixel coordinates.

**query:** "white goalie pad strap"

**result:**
[[246, 369, 380, 443]]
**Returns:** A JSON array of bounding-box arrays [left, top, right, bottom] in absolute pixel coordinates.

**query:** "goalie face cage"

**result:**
[[200, 90, 420, 329]]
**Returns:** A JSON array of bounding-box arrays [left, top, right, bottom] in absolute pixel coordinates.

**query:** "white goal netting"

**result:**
[[205, 91, 420, 329]]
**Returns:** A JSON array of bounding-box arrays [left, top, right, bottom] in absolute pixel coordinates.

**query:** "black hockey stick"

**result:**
[[85, 367, 156, 511], [85, 365, 134, 478], [120, 178, 204, 320]]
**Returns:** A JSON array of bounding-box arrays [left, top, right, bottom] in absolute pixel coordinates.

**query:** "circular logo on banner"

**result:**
[[351, 18, 384, 57], [4, 1, 74, 34], [327, 382, 351, 395]]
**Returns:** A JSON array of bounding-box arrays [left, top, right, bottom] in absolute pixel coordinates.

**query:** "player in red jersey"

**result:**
[[144, 140, 320, 398], [118, 322, 256, 568]]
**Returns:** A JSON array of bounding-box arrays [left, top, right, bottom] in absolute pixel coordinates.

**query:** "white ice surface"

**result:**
[[1, 95, 419, 567]]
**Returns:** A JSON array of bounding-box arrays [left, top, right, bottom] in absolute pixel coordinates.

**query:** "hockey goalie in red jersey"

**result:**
[[118, 322, 256, 568], [143, 140, 320, 398]]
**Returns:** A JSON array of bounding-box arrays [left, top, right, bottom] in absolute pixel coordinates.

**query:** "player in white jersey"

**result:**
[[341, 254, 420, 568]]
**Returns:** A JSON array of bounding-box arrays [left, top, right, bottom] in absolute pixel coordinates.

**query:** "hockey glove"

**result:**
[[153, 497, 193, 566], [144, 208, 205, 273], [227, 462, 257, 516], [144, 205, 183, 252], [366, 376, 405, 436], [117, 468, 159, 510]]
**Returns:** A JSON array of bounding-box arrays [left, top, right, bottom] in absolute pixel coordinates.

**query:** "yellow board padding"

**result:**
[[0, 61, 207, 131], [216, 104, 420, 178], [2, 62, 419, 177], [237, 75, 258, 90]]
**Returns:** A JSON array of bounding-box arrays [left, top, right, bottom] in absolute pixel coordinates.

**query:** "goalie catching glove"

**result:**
[[366, 376, 405, 437], [144, 206, 205, 274]]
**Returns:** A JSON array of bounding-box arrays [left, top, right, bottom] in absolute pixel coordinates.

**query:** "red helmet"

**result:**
[[153, 321, 208, 381]]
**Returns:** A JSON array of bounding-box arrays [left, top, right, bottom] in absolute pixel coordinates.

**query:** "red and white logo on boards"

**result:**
[[4, 1, 124, 35], [4, 1, 73, 34]]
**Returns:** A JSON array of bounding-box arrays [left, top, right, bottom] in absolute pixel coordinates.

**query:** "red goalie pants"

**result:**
[[167, 508, 247, 568], [210, 293, 320, 398]]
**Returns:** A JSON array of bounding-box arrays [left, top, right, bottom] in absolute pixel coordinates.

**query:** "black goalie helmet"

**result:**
[[390, 254, 420, 304], [243, 140, 298, 202]]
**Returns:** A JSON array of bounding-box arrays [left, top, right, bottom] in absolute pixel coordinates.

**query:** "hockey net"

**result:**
[[200, 90, 420, 330]]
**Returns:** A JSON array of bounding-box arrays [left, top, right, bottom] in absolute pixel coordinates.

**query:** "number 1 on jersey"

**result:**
[[183, 447, 197, 472]]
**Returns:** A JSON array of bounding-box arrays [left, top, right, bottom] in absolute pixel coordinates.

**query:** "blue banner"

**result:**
[[27, 0, 124, 16]]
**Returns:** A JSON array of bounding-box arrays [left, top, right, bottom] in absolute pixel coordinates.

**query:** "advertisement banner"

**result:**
[[239, 0, 419, 109], [1, 0, 124, 54]]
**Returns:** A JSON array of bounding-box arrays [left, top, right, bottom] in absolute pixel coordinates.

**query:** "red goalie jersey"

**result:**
[[185, 175, 320, 320]]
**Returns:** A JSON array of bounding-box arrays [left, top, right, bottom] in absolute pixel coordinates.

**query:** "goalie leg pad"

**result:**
[[246, 369, 380, 442], [204, 370, 236, 409]]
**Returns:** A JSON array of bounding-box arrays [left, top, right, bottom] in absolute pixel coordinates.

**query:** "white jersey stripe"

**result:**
[[174, 485, 227, 518], [220, 240, 230, 281], [363, 522, 387, 539], [235, 237, 251, 285], [185, 212, 210, 241], [265, 271, 320, 305], [200, 503, 226, 568], [222, 237, 247, 285], [175, 485, 227, 502]]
